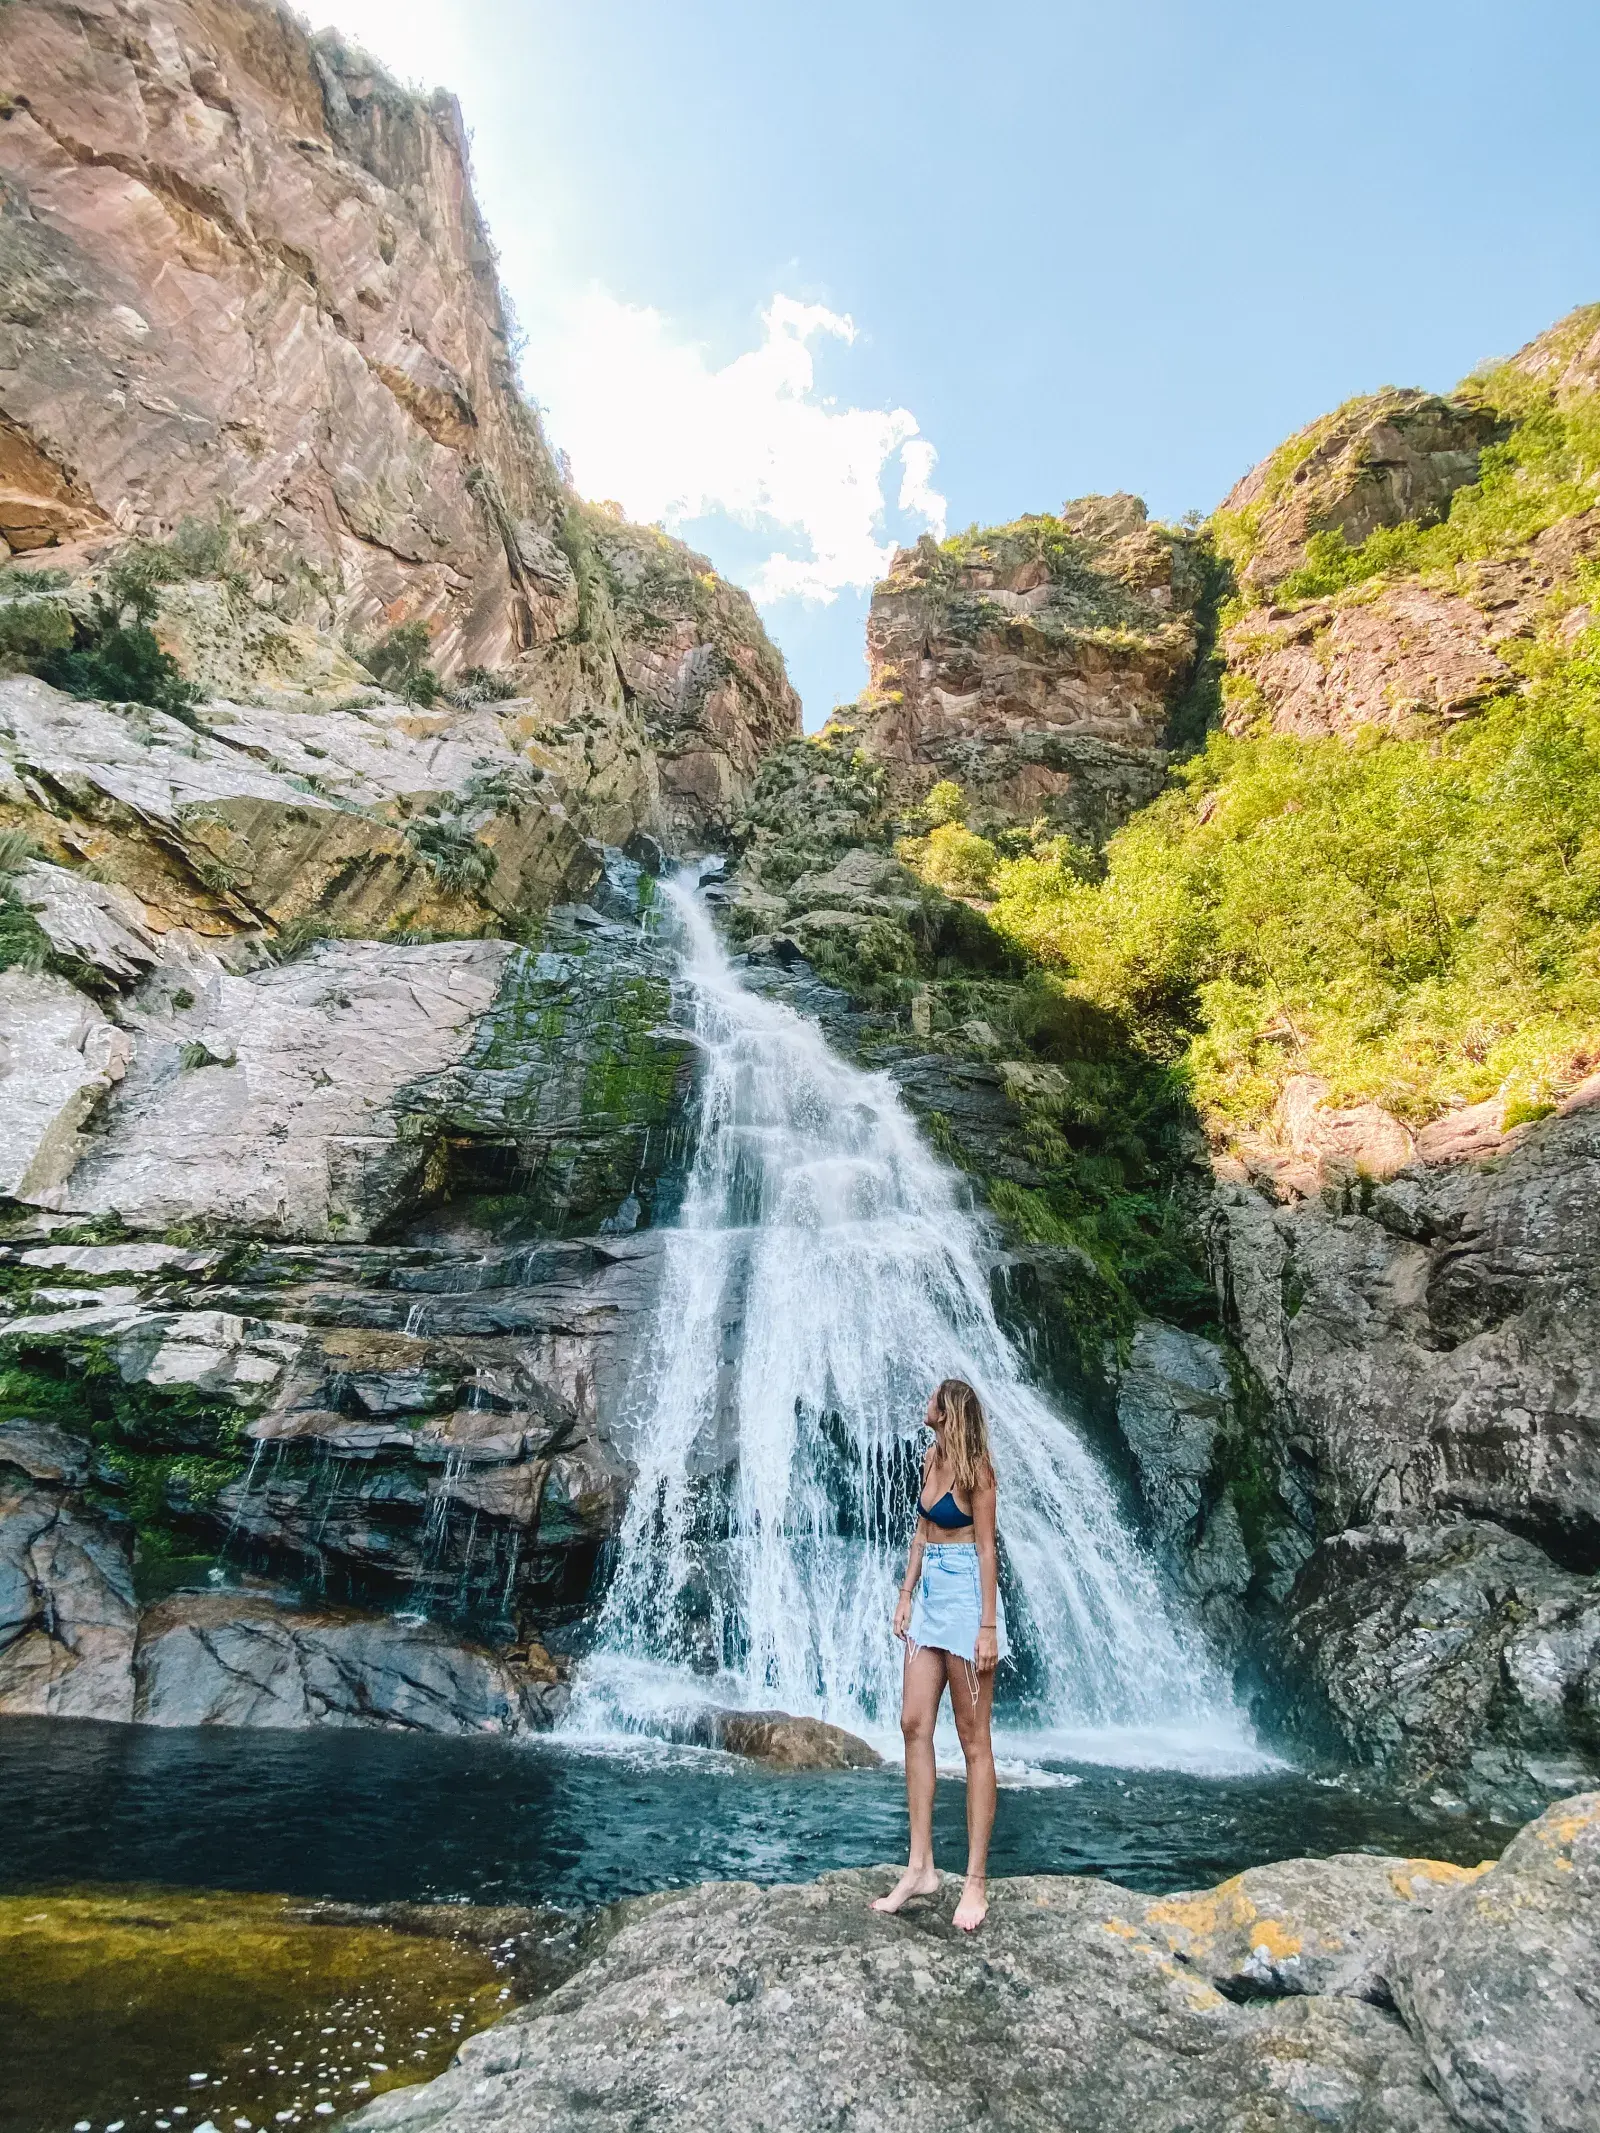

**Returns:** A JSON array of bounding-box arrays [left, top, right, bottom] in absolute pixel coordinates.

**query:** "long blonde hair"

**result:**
[[930, 1378, 994, 1499]]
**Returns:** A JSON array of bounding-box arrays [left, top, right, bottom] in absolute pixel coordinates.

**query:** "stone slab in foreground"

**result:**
[[349, 1791, 1600, 2124], [349, 1793, 1597, 2133]]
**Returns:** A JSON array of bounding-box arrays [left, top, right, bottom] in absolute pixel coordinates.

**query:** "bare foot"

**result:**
[[952, 1876, 988, 1932], [870, 1865, 940, 1914]]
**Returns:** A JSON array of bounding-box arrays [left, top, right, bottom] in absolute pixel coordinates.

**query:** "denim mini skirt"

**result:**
[[908, 1542, 1009, 1664]]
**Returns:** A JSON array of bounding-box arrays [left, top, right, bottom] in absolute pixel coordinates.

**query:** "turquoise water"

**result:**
[[0, 1717, 1505, 1907]]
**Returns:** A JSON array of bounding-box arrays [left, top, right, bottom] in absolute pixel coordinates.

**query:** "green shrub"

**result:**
[[909, 821, 1000, 899], [359, 620, 442, 705], [920, 779, 967, 826]]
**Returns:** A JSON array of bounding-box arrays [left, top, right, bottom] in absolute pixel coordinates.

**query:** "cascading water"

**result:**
[[569, 872, 1263, 1769]]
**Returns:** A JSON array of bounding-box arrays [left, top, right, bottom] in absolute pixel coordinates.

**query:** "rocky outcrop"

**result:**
[[585, 511, 802, 845], [1191, 1095, 1600, 1812], [0, 0, 559, 660], [350, 1792, 1598, 2133], [1216, 389, 1502, 594], [854, 497, 1202, 841]]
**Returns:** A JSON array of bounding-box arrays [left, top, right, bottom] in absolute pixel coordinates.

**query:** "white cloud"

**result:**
[[524, 291, 947, 605]]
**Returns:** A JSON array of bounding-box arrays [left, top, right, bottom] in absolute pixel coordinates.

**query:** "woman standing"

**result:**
[[872, 1378, 1007, 1932]]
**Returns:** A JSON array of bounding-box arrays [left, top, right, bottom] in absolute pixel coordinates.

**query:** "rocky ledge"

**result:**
[[351, 1791, 1597, 2133]]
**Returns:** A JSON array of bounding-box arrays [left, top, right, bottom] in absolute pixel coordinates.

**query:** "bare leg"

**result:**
[[870, 1643, 947, 1913], [946, 1652, 996, 1931]]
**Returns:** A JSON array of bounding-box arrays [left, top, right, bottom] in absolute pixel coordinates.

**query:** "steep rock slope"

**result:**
[[0, 0, 798, 840], [853, 495, 1205, 842]]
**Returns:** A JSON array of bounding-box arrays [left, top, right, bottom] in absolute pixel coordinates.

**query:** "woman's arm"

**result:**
[[893, 1524, 926, 1642], [893, 1450, 933, 1640], [972, 1470, 1000, 1672]]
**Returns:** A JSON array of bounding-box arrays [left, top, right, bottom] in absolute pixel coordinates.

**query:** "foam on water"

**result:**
[[565, 873, 1268, 1773]]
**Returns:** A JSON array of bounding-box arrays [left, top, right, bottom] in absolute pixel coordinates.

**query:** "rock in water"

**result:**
[[1390, 1792, 1600, 2133], [681, 1708, 883, 1770], [132, 1593, 559, 1734]]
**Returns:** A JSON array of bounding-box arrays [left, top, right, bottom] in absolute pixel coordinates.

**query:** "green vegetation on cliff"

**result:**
[[989, 607, 1600, 1128]]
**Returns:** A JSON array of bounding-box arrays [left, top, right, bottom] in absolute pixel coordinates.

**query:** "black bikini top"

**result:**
[[919, 1486, 973, 1530]]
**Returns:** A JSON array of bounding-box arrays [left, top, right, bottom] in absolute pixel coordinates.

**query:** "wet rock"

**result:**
[[1114, 1322, 1254, 1632], [4, 1302, 308, 1409], [1390, 1791, 1600, 2133], [0, 1462, 137, 1720], [348, 1863, 1456, 2133], [1116, 1321, 1233, 1544], [132, 1591, 554, 1734], [680, 1708, 883, 1770]]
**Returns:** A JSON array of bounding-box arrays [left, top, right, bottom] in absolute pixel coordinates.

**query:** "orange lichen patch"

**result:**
[[1390, 1859, 1493, 1899], [1246, 1918, 1305, 1961], [1100, 1917, 1141, 1941], [1541, 1799, 1600, 1845]]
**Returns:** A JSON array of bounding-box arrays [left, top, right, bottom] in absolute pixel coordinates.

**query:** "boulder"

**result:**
[[1142, 1851, 1488, 2004], [1390, 1791, 1600, 2133], [132, 1592, 556, 1734], [681, 1707, 883, 1770]]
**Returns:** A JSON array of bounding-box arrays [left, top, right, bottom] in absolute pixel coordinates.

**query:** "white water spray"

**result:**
[[569, 875, 1262, 1769]]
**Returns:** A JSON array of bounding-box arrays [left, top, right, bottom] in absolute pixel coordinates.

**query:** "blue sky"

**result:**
[[318, 0, 1599, 726]]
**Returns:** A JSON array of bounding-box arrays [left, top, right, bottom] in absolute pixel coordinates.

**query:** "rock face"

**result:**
[[854, 498, 1202, 841], [0, 0, 798, 845], [586, 511, 803, 845], [0, 0, 556, 659], [1196, 1097, 1600, 1812], [1215, 389, 1502, 594], [0, 1418, 137, 1719], [348, 1794, 1599, 2133], [132, 1591, 559, 1732]]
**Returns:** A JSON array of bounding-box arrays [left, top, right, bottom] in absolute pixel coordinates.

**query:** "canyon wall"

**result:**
[[0, 0, 798, 847]]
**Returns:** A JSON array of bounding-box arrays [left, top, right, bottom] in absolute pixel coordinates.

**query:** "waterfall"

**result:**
[[568, 874, 1262, 1770]]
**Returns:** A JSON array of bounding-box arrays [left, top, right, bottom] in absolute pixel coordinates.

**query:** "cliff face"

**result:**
[[854, 495, 1203, 842], [0, 0, 798, 844]]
